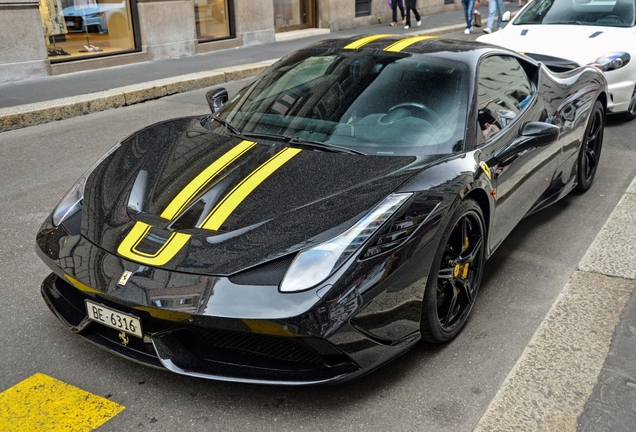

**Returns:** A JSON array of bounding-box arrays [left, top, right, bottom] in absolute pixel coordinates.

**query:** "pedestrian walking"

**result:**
[[389, 0, 406, 26], [404, 0, 421, 29], [461, 0, 476, 34], [483, 0, 505, 33]]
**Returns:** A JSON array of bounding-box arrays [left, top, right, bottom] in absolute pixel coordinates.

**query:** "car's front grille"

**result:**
[[188, 327, 324, 364]]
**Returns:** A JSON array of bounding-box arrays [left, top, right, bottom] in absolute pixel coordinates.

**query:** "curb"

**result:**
[[0, 60, 277, 133], [473, 175, 636, 431]]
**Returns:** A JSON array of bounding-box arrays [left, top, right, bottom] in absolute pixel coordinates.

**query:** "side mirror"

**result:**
[[205, 88, 229, 114], [502, 11, 511, 22], [490, 121, 559, 164]]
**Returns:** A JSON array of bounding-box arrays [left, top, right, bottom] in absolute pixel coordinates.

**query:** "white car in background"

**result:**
[[478, 0, 636, 120]]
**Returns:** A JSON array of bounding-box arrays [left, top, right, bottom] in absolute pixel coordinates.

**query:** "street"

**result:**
[[2, 62, 636, 432]]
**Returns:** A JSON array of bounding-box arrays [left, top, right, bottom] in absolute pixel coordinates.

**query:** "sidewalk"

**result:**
[[2, 3, 635, 430]]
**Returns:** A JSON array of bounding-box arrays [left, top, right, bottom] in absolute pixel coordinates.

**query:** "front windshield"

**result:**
[[218, 48, 469, 157], [515, 0, 636, 27]]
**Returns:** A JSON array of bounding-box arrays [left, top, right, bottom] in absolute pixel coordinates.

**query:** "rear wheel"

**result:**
[[420, 199, 485, 343], [576, 100, 605, 191]]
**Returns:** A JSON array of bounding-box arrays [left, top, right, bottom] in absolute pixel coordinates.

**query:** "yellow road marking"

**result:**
[[201, 148, 301, 230], [344, 34, 394, 49], [384, 35, 437, 52], [0, 373, 124, 432], [160, 140, 256, 219]]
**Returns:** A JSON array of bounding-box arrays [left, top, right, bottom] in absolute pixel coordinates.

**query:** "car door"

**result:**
[[474, 55, 561, 251]]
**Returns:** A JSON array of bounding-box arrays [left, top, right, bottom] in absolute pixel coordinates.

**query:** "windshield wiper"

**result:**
[[240, 131, 365, 155], [211, 114, 242, 136]]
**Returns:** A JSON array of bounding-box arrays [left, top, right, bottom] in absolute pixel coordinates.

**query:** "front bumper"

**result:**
[[36, 217, 430, 385], [41, 273, 361, 385]]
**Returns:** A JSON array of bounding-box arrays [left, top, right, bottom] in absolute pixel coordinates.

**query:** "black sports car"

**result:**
[[36, 36, 607, 385]]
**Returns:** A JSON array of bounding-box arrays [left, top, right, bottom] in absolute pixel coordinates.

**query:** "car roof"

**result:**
[[303, 35, 526, 64]]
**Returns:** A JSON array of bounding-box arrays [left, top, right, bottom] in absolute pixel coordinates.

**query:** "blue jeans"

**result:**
[[462, 0, 475, 29], [487, 0, 505, 30]]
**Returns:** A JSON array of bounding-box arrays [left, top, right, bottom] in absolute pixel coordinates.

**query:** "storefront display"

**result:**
[[274, 0, 315, 32], [39, 0, 136, 60], [194, 0, 232, 41]]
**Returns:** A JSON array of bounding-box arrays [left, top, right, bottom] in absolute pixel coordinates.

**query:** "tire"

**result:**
[[576, 100, 605, 192], [420, 199, 485, 343], [620, 87, 636, 121]]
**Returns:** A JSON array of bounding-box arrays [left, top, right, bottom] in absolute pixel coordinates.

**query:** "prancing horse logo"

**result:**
[[117, 270, 133, 287], [119, 331, 129, 346]]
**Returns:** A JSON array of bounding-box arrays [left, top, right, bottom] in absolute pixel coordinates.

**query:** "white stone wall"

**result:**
[[0, 0, 51, 83]]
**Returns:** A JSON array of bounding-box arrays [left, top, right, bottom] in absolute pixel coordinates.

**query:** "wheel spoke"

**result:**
[[586, 149, 598, 169], [456, 234, 483, 265], [456, 276, 474, 305], [438, 266, 455, 280], [440, 285, 459, 326]]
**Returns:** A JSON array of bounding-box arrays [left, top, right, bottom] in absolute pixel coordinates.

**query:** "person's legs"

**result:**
[[496, 0, 505, 29], [398, 0, 406, 22], [392, 0, 398, 24], [462, 0, 474, 29], [411, 0, 421, 23], [404, 0, 412, 27], [486, 0, 496, 30]]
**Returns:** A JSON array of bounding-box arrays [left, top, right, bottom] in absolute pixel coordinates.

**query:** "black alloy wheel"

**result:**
[[622, 87, 636, 121], [576, 100, 605, 191], [420, 199, 485, 343]]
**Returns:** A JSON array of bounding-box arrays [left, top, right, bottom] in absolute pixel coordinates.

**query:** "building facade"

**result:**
[[0, 0, 460, 83]]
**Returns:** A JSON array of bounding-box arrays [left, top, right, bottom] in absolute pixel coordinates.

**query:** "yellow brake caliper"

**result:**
[[453, 236, 470, 279]]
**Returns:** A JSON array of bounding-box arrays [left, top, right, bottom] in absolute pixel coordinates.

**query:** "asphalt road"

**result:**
[[1, 78, 636, 431]]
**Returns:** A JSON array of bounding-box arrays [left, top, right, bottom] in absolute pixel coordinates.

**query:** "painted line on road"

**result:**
[[0, 373, 125, 431]]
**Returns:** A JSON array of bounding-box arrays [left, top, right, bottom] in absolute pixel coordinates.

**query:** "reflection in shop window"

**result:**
[[39, 0, 136, 60], [194, 0, 232, 41]]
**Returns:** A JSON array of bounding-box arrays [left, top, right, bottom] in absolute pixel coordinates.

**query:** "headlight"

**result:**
[[52, 143, 121, 226], [589, 52, 630, 72], [279, 193, 412, 293]]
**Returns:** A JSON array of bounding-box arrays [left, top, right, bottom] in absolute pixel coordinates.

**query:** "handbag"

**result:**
[[473, 9, 482, 27]]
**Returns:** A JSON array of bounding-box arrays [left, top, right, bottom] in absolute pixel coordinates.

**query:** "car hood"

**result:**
[[81, 116, 417, 275], [478, 24, 632, 65]]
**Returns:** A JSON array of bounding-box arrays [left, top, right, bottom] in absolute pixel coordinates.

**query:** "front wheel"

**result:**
[[420, 199, 485, 343], [621, 87, 636, 121], [576, 100, 605, 191]]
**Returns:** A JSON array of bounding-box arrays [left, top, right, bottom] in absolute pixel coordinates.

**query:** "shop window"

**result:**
[[194, 0, 233, 41], [40, 0, 136, 61], [274, 0, 315, 31]]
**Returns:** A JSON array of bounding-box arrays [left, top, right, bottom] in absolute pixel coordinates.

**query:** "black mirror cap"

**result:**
[[206, 88, 229, 113], [490, 121, 560, 164]]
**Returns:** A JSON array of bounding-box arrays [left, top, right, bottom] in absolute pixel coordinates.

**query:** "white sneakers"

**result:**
[[464, 28, 471, 34], [483, 27, 492, 33], [405, 20, 422, 29]]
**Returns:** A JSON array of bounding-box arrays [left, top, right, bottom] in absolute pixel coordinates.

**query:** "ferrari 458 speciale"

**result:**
[[37, 35, 607, 385]]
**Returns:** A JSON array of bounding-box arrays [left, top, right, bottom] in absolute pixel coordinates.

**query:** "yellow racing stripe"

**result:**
[[160, 140, 256, 219], [344, 34, 394, 50], [201, 148, 301, 231], [117, 221, 192, 266], [384, 35, 437, 52]]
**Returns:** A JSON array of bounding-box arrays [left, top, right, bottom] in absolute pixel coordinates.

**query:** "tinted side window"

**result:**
[[476, 55, 533, 142]]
